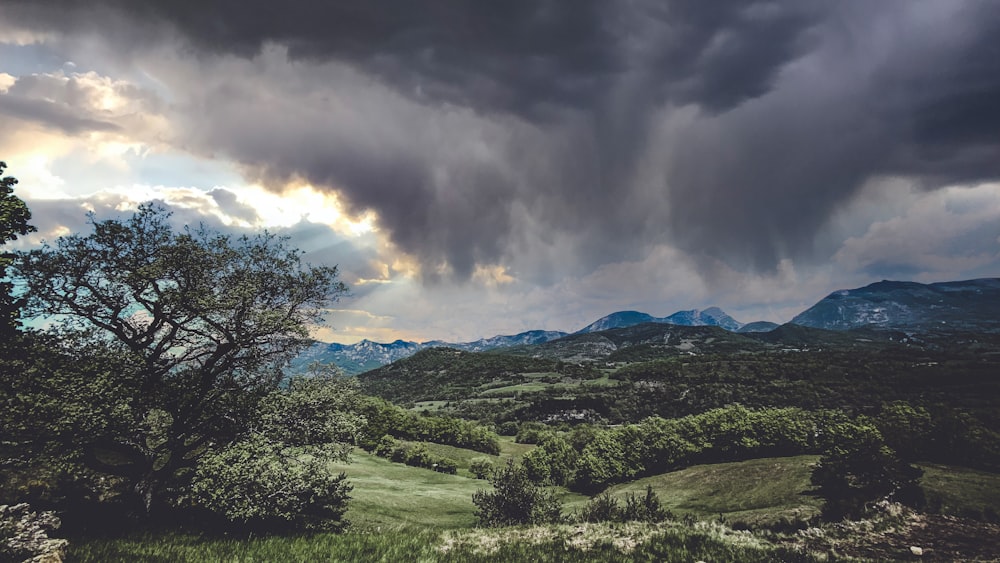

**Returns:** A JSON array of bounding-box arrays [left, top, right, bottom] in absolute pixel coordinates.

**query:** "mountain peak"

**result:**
[[792, 277, 1000, 332], [576, 307, 742, 334]]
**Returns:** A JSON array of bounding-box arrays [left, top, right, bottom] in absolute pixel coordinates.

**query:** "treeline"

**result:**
[[493, 348, 1000, 426], [511, 403, 1000, 493], [357, 349, 604, 403], [358, 397, 500, 455]]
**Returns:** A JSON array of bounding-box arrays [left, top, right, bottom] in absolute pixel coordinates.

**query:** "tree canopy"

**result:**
[[13, 203, 348, 512], [0, 161, 37, 334]]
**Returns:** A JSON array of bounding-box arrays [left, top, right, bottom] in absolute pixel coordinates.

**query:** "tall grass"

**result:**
[[69, 522, 837, 562]]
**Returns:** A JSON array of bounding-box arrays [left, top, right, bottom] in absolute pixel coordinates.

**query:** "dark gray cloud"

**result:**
[[0, 94, 120, 134], [4, 0, 1000, 281]]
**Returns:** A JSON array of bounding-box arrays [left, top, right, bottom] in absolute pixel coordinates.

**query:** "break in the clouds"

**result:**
[[2, 0, 999, 341]]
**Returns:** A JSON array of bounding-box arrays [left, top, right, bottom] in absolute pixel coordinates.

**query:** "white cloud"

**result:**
[[833, 182, 1000, 280]]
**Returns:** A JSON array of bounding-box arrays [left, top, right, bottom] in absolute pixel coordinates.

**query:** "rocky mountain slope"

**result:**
[[576, 306, 742, 333], [292, 330, 568, 375], [791, 278, 1000, 332]]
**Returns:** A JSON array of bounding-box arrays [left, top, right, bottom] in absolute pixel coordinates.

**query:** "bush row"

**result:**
[[373, 436, 458, 474]]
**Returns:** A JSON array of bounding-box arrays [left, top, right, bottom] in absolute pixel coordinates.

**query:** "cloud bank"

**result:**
[[2, 0, 999, 340]]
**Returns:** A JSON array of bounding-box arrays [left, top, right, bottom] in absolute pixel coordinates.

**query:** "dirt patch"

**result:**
[[842, 513, 1000, 562], [793, 507, 1000, 561]]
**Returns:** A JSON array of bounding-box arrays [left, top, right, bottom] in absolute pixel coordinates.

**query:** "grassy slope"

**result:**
[[330, 442, 595, 530], [921, 463, 1000, 518], [328, 450, 485, 529], [564, 455, 825, 526], [336, 447, 1000, 530], [567, 456, 1000, 527], [69, 452, 1000, 561]]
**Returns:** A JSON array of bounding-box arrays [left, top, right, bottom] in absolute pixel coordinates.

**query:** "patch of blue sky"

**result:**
[[44, 148, 245, 197], [0, 43, 65, 76]]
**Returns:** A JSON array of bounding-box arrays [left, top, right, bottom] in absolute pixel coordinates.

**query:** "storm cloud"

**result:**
[[3, 0, 1000, 282]]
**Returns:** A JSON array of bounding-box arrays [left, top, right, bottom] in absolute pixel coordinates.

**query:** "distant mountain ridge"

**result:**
[[296, 306, 743, 375], [576, 306, 742, 333], [295, 277, 1000, 375], [292, 329, 569, 375], [791, 278, 1000, 332]]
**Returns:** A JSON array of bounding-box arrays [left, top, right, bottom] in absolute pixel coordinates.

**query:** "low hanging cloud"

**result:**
[[3, 0, 1000, 286]]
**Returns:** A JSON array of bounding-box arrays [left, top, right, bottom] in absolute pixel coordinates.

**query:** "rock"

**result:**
[[910, 545, 923, 556], [1, 503, 69, 563]]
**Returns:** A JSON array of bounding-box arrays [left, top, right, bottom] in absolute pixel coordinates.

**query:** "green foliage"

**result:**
[[0, 161, 36, 335], [359, 397, 500, 455], [521, 434, 576, 486], [257, 363, 365, 448], [472, 459, 563, 527], [875, 401, 933, 460], [578, 492, 620, 523], [374, 439, 459, 475], [496, 421, 519, 436], [374, 434, 397, 457], [623, 486, 672, 522], [0, 331, 143, 510], [469, 458, 495, 480], [189, 435, 352, 531], [571, 405, 826, 492], [578, 486, 670, 523], [810, 420, 924, 520], [514, 422, 548, 444], [12, 204, 348, 512], [573, 432, 630, 492]]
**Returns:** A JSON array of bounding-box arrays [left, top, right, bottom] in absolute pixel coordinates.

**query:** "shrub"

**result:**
[[469, 459, 495, 480], [515, 423, 549, 444], [189, 436, 352, 532], [577, 486, 670, 523], [497, 421, 519, 436], [380, 441, 458, 474], [472, 460, 563, 527], [374, 434, 397, 457], [433, 458, 458, 475], [578, 492, 620, 523], [623, 486, 671, 522], [523, 435, 576, 486]]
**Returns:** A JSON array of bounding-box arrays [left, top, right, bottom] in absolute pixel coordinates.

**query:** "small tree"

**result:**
[[472, 459, 562, 527], [811, 420, 924, 520], [14, 204, 348, 513]]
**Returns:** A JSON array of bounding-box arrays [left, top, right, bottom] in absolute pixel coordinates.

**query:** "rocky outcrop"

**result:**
[[1, 503, 68, 563]]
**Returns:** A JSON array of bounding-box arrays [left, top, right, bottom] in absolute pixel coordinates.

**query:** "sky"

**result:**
[[1, 0, 999, 344]]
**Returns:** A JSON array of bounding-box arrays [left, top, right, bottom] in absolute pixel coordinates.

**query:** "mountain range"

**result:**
[[296, 277, 1000, 375]]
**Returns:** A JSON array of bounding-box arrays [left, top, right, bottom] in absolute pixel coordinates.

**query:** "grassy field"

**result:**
[[65, 452, 1000, 561], [335, 449, 1000, 530], [562, 455, 1000, 528], [920, 462, 1000, 519], [327, 450, 485, 529], [563, 455, 824, 526]]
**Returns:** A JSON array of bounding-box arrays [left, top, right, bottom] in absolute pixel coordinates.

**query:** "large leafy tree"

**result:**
[[14, 203, 348, 511], [0, 161, 37, 335]]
